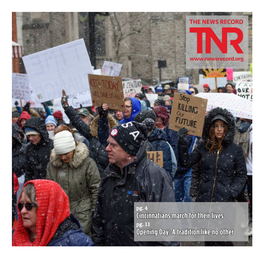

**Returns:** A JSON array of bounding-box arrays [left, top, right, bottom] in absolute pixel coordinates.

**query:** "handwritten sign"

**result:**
[[88, 74, 125, 110], [22, 39, 93, 102], [169, 93, 208, 137], [102, 61, 122, 76], [147, 151, 163, 167], [236, 80, 253, 101], [122, 79, 142, 97], [12, 73, 31, 100]]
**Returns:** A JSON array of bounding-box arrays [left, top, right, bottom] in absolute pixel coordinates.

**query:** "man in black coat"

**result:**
[[23, 117, 53, 183], [92, 121, 175, 246]]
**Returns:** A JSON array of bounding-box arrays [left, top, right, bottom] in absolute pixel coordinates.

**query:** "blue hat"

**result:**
[[45, 115, 57, 127], [156, 86, 163, 92]]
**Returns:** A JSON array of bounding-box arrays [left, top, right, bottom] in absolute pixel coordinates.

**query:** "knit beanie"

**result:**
[[53, 110, 63, 119], [13, 179, 70, 246], [156, 86, 163, 92], [203, 83, 210, 89], [110, 121, 147, 156], [45, 115, 57, 127], [53, 131, 76, 155], [24, 127, 40, 136], [12, 110, 21, 118]]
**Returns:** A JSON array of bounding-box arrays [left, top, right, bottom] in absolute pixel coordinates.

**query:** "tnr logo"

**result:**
[[190, 27, 244, 54]]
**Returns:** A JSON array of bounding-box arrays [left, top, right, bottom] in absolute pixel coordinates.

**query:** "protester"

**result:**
[[134, 110, 177, 179], [153, 105, 169, 130], [17, 111, 31, 130], [78, 107, 93, 126], [189, 86, 198, 95], [114, 109, 124, 123], [148, 86, 156, 94], [178, 107, 247, 202], [61, 90, 118, 177], [156, 85, 164, 99], [12, 179, 94, 246], [135, 92, 150, 108], [218, 86, 227, 93], [12, 110, 21, 124], [45, 115, 57, 139], [225, 82, 237, 94], [203, 83, 210, 92], [52, 110, 66, 125], [46, 130, 101, 237], [119, 97, 141, 124], [23, 117, 53, 183], [92, 121, 175, 246]]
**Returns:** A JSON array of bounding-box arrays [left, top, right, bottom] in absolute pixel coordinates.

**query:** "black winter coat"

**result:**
[[92, 142, 175, 246], [23, 117, 53, 183], [178, 107, 247, 202]]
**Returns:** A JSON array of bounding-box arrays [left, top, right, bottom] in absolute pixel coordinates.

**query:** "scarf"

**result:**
[[12, 179, 70, 246]]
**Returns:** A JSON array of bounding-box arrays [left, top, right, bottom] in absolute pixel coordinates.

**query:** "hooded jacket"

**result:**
[[23, 117, 53, 183], [178, 107, 247, 202], [64, 106, 118, 177], [17, 111, 31, 129], [46, 142, 101, 237], [92, 142, 175, 246], [119, 97, 141, 124], [12, 179, 93, 246]]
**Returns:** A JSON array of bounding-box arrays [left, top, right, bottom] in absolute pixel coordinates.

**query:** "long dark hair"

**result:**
[[206, 122, 228, 153]]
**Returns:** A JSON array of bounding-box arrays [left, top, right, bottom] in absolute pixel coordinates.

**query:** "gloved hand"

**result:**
[[98, 103, 108, 119], [23, 102, 31, 113], [61, 90, 69, 109], [14, 101, 19, 106], [178, 127, 188, 141], [41, 102, 47, 109]]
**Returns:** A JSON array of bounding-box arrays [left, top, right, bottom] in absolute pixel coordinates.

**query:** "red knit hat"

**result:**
[[12, 179, 70, 246], [53, 110, 63, 119], [203, 83, 210, 89]]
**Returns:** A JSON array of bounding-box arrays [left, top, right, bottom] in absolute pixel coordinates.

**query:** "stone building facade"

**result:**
[[17, 12, 252, 85]]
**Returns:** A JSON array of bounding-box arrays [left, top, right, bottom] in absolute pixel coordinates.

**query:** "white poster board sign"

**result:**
[[145, 94, 158, 107], [22, 39, 93, 102], [101, 61, 122, 76], [12, 73, 31, 100], [122, 80, 142, 98], [199, 74, 227, 91], [177, 83, 189, 91], [67, 91, 93, 108]]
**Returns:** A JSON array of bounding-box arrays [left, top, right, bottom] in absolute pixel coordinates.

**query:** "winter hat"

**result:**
[[78, 108, 89, 117], [53, 130, 76, 155], [24, 127, 40, 136], [134, 109, 156, 125], [109, 121, 147, 156], [156, 86, 163, 92], [154, 99, 165, 106], [203, 83, 210, 89], [134, 93, 145, 100], [52, 110, 63, 120], [153, 106, 169, 126], [45, 115, 57, 127], [12, 110, 21, 118], [12, 179, 70, 246], [164, 84, 170, 90]]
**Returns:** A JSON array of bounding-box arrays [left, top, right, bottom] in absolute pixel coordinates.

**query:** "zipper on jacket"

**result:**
[[211, 150, 220, 202]]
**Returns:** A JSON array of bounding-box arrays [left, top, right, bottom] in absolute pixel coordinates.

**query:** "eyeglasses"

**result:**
[[18, 202, 37, 211], [125, 105, 132, 108]]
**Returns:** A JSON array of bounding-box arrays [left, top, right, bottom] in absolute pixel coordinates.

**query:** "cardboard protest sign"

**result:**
[[122, 79, 142, 98], [102, 61, 122, 76], [145, 94, 158, 107], [147, 151, 163, 167], [169, 93, 208, 137], [22, 39, 93, 102], [12, 73, 31, 100], [88, 74, 125, 110]]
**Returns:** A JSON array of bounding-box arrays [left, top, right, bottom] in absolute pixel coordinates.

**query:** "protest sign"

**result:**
[[145, 94, 158, 107], [169, 93, 208, 137], [88, 74, 125, 110], [67, 91, 93, 108], [226, 68, 233, 80], [102, 61, 122, 76], [22, 39, 93, 102], [177, 83, 189, 91], [122, 79, 142, 98], [12, 73, 31, 100], [147, 151, 163, 167], [236, 80, 253, 101], [199, 74, 227, 91]]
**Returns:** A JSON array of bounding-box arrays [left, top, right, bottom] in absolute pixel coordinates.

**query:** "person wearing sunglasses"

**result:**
[[12, 179, 94, 246]]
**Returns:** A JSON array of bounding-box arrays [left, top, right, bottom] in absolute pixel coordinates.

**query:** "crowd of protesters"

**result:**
[[12, 81, 252, 246]]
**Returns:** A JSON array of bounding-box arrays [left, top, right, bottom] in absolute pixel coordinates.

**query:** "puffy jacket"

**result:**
[[23, 117, 53, 183], [178, 107, 247, 202], [46, 142, 101, 237], [92, 142, 175, 246], [47, 214, 94, 246], [119, 97, 141, 124], [148, 127, 174, 178], [64, 106, 118, 177]]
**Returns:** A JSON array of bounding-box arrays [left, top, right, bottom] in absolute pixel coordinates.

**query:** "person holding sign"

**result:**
[[178, 107, 247, 203], [92, 121, 175, 246]]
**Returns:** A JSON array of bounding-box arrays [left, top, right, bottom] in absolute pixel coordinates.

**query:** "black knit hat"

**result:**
[[110, 121, 147, 156]]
